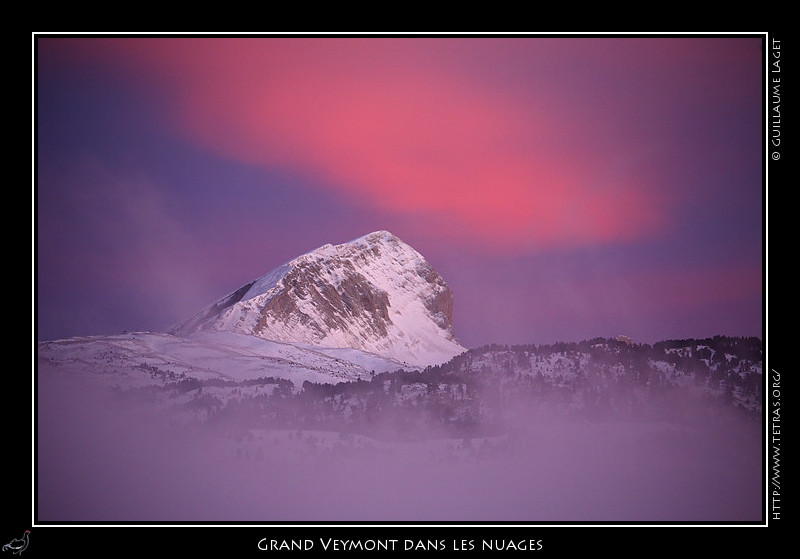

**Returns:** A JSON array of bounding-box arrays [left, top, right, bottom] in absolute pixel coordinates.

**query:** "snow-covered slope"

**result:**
[[172, 231, 465, 367], [37, 330, 408, 391]]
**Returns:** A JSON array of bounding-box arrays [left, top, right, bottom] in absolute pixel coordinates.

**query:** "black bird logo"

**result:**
[[2, 531, 29, 555]]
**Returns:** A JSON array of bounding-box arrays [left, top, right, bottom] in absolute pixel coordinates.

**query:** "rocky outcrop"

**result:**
[[173, 231, 465, 366]]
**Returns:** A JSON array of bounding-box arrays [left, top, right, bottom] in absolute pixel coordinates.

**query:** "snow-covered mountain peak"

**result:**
[[296, 230, 416, 263], [351, 229, 402, 246], [173, 231, 465, 367]]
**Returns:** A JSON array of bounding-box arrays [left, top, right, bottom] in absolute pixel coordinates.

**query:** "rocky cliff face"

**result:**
[[172, 231, 465, 366]]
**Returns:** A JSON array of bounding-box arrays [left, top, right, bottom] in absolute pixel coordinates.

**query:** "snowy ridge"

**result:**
[[37, 330, 409, 391], [172, 231, 465, 367]]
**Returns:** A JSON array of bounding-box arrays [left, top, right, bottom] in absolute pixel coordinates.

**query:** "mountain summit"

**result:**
[[173, 231, 465, 366]]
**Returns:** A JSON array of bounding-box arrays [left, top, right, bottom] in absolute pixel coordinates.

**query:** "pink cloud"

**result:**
[[48, 37, 684, 250]]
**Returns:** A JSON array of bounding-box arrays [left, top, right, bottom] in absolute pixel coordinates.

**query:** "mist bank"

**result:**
[[37, 336, 763, 522]]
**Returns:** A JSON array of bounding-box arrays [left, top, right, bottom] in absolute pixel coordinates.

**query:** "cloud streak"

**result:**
[[46, 37, 697, 250]]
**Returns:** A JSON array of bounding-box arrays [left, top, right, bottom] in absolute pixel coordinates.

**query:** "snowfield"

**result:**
[[38, 330, 409, 390]]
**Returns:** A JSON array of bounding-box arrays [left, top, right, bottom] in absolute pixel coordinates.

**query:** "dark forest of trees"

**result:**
[[133, 336, 764, 441]]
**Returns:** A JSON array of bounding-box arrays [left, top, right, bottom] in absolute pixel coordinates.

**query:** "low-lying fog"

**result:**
[[37, 375, 762, 523]]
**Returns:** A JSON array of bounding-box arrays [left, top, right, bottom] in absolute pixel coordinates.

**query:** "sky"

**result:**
[[35, 35, 764, 348]]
